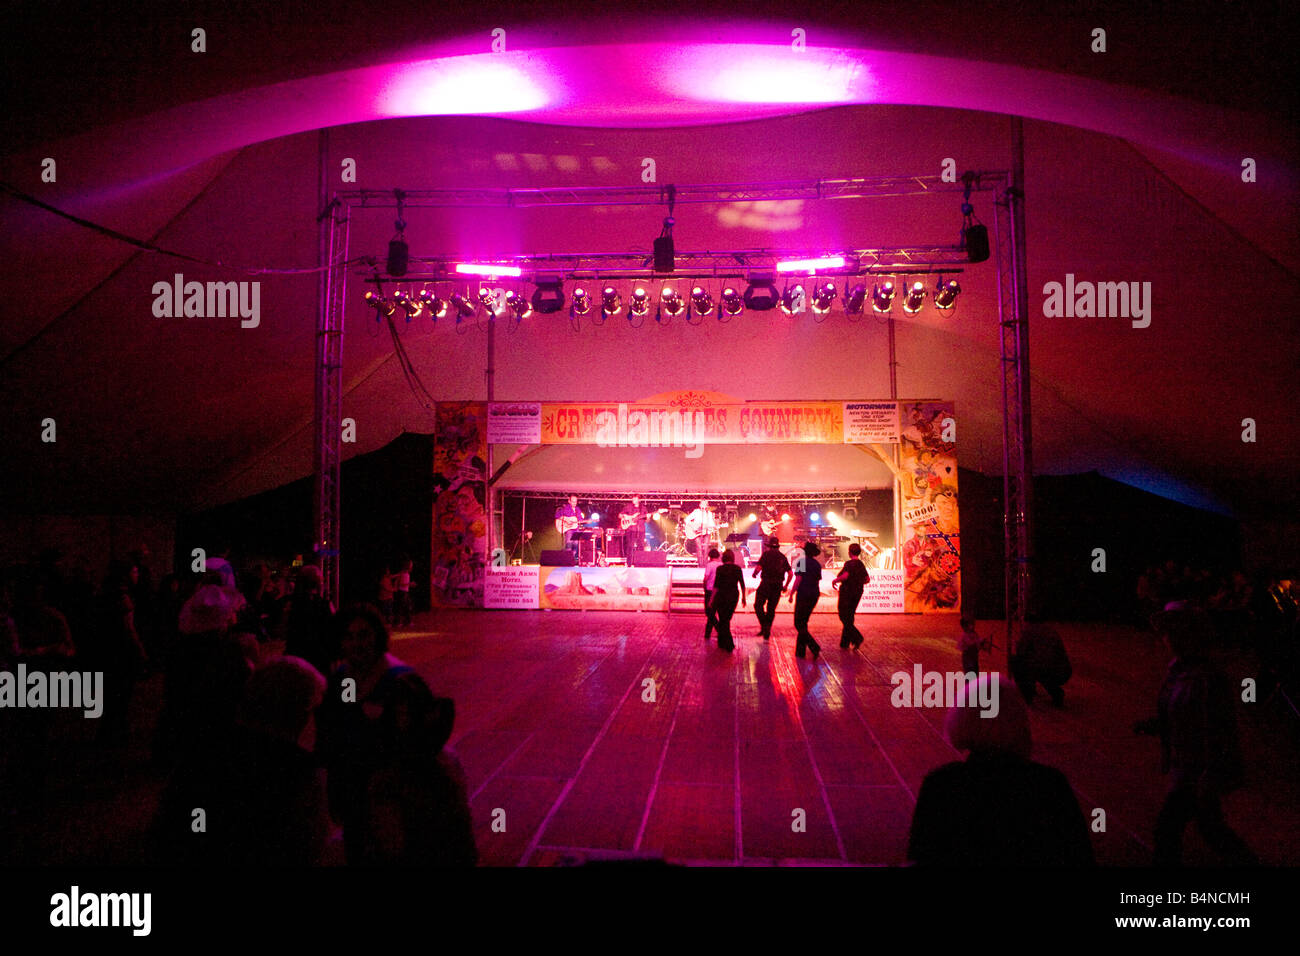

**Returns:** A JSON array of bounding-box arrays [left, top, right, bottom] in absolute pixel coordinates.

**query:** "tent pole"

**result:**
[[314, 128, 344, 608], [889, 313, 902, 571], [486, 308, 496, 564]]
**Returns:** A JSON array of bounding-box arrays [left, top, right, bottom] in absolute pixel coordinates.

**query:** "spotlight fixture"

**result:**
[[720, 287, 744, 317], [477, 287, 501, 316], [629, 287, 650, 317], [811, 282, 837, 314], [902, 280, 926, 314], [364, 290, 396, 317], [871, 281, 896, 313], [392, 290, 421, 318], [601, 286, 623, 317], [571, 288, 592, 316], [530, 275, 565, 315], [690, 286, 714, 317], [449, 292, 476, 319], [779, 284, 806, 315], [933, 278, 961, 311], [417, 289, 447, 319], [743, 272, 779, 311], [504, 290, 532, 321], [660, 287, 685, 316], [843, 283, 867, 315]]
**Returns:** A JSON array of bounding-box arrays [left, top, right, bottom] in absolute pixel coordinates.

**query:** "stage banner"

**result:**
[[487, 402, 542, 444], [898, 402, 960, 613], [539, 391, 843, 445], [843, 401, 900, 444], [858, 569, 906, 613], [485, 565, 541, 609], [432, 402, 488, 608]]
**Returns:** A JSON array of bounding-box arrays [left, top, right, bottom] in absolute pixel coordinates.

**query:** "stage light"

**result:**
[[827, 511, 836, 521], [417, 289, 447, 319], [748, 513, 757, 521], [531, 275, 565, 314], [601, 286, 623, 317], [844, 283, 867, 315], [364, 291, 396, 317], [690, 286, 714, 317], [779, 284, 806, 315], [629, 287, 650, 317], [776, 255, 845, 273], [660, 287, 685, 316], [903, 280, 926, 314], [449, 293, 476, 319], [934, 278, 961, 311], [504, 290, 532, 321], [781, 513, 791, 522], [810, 512, 820, 523], [571, 288, 592, 316], [390, 290, 419, 318], [871, 281, 896, 313], [456, 262, 522, 278], [591, 512, 600, 520], [743, 272, 779, 311], [477, 287, 502, 316], [721, 287, 744, 317], [811, 282, 837, 314]]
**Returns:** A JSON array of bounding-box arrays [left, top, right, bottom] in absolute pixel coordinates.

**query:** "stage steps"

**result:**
[[667, 567, 706, 613]]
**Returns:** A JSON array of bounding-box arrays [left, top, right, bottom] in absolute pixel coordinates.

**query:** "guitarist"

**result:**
[[618, 495, 649, 554], [684, 499, 722, 567], [554, 494, 585, 556]]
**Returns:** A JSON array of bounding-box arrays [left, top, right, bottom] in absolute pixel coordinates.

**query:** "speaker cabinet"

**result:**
[[631, 550, 667, 567]]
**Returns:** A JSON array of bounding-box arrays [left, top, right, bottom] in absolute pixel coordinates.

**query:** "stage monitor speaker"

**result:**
[[630, 550, 667, 567], [541, 549, 576, 566], [964, 224, 990, 263]]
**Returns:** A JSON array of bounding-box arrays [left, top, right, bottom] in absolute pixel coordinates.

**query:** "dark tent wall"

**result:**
[[177, 432, 433, 608]]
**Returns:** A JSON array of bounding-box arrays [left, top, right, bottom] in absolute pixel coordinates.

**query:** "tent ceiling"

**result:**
[[1, 2, 1296, 520]]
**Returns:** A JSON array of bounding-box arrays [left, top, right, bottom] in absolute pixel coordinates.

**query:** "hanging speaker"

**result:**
[[387, 239, 409, 276], [653, 235, 675, 273], [964, 225, 989, 263]]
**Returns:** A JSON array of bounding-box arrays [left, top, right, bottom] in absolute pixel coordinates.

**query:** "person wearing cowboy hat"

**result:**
[[788, 541, 823, 660]]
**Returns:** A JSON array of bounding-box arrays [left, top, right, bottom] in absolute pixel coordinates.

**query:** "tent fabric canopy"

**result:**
[[2, 3, 1295, 521]]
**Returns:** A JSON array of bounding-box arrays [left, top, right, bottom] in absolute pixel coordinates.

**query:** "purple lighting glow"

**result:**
[[455, 263, 523, 277], [377, 55, 552, 116], [662, 46, 875, 104], [776, 256, 846, 273]]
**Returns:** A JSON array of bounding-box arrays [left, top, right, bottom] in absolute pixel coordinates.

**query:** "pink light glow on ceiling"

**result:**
[[658, 45, 876, 104], [377, 55, 554, 116]]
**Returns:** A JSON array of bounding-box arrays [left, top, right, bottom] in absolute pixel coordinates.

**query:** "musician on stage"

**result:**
[[618, 495, 649, 554], [685, 499, 720, 567], [554, 494, 584, 556]]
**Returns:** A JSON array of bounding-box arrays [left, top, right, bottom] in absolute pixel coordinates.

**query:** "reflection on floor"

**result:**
[[6, 610, 1297, 867]]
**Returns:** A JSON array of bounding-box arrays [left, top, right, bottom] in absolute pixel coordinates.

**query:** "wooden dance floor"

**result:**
[[392, 610, 1300, 867], [8, 610, 1297, 867]]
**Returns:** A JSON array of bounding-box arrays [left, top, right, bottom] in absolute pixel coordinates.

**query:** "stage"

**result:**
[[487, 564, 908, 613]]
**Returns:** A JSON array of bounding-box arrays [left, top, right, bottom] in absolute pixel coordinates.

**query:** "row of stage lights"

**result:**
[[365, 275, 961, 323]]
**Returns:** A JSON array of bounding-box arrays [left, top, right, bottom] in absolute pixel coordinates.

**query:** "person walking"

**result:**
[[709, 551, 747, 653], [753, 536, 792, 641], [832, 542, 869, 649], [788, 541, 823, 660], [702, 548, 722, 642]]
